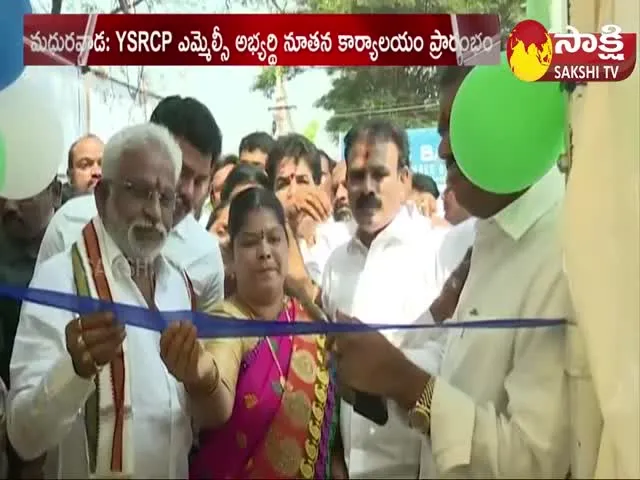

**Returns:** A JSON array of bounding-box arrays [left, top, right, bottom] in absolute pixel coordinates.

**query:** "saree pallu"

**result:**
[[189, 298, 339, 479]]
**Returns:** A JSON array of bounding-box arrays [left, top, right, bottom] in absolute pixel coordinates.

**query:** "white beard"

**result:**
[[127, 226, 165, 261], [104, 194, 167, 262]]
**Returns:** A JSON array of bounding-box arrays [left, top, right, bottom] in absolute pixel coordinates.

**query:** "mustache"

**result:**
[[355, 194, 382, 211], [334, 200, 351, 217], [1, 212, 24, 225], [334, 198, 350, 209], [131, 220, 167, 236], [172, 196, 187, 213]]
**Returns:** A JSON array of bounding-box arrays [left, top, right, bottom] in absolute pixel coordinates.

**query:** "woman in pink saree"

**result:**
[[189, 187, 345, 479]]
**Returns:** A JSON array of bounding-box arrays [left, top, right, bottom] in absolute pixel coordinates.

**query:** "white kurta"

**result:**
[[426, 170, 572, 478], [8, 217, 193, 478], [434, 218, 475, 288], [300, 218, 355, 285], [35, 195, 224, 311], [322, 206, 447, 479]]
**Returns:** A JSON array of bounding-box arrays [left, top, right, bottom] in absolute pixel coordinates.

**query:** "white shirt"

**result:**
[[8, 217, 193, 478], [405, 202, 451, 251], [434, 218, 476, 287], [427, 169, 572, 478], [198, 198, 213, 229], [321, 206, 446, 479], [36, 195, 224, 311], [300, 219, 355, 284]]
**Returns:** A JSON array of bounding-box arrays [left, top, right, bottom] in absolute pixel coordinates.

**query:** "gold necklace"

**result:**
[[234, 296, 292, 392], [266, 297, 292, 392]]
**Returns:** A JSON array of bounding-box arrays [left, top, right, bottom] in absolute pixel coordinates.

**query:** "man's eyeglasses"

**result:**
[[109, 180, 176, 208]]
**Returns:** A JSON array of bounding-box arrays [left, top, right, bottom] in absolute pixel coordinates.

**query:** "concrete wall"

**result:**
[[563, 0, 639, 477]]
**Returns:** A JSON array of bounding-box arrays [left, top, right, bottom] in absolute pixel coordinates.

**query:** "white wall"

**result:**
[[42, 66, 86, 178], [53, 68, 160, 182]]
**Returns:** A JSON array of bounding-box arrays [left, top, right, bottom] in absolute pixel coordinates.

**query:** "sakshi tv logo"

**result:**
[[506, 19, 637, 82]]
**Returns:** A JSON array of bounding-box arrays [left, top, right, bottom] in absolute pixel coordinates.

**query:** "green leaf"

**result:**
[[302, 120, 320, 142]]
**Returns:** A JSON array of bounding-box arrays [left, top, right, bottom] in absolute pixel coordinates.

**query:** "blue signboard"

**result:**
[[338, 127, 446, 190], [406, 128, 446, 190]]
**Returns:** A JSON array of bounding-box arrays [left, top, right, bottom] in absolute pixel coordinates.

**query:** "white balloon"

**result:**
[[0, 67, 65, 200]]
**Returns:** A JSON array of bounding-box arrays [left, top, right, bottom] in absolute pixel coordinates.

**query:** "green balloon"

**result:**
[[0, 133, 6, 191], [449, 61, 567, 194]]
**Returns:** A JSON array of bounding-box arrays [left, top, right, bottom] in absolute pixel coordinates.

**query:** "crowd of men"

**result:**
[[0, 65, 601, 479]]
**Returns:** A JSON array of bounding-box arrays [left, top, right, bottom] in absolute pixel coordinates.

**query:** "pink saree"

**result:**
[[189, 297, 338, 479]]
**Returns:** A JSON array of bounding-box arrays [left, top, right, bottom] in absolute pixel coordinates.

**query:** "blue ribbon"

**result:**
[[0, 284, 566, 338]]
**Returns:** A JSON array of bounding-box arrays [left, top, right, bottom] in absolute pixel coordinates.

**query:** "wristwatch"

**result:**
[[408, 375, 436, 434]]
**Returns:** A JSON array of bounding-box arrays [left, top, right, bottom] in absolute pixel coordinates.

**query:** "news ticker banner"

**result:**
[[23, 13, 502, 67], [22, 14, 637, 82]]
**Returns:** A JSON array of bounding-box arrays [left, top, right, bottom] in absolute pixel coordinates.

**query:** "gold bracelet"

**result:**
[[424, 376, 437, 433], [408, 375, 437, 435]]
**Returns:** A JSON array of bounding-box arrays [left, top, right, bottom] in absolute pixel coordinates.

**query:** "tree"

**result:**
[[319, 66, 444, 138], [251, 0, 525, 139], [252, 66, 307, 98], [303, 119, 321, 141]]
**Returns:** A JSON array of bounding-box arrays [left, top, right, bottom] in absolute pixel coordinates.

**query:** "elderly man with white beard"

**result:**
[[7, 123, 220, 478]]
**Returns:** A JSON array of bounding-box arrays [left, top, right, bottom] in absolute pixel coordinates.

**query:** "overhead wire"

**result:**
[[331, 100, 440, 118]]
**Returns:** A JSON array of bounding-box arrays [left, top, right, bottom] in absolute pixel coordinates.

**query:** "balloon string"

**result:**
[[0, 284, 566, 338]]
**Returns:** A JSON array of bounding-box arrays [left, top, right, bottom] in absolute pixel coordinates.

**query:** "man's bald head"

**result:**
[[67, 134, 104, 194]]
